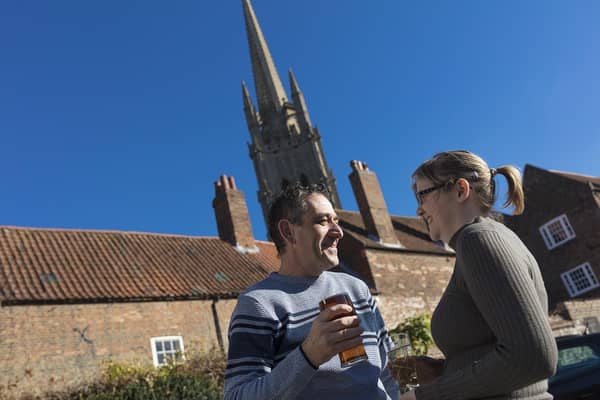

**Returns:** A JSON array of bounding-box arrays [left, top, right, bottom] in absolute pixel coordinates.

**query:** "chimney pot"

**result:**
[[351, 160, 370, 172]]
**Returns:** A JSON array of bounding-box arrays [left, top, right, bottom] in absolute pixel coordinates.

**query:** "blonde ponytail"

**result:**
[[495, 165, 525, 215]]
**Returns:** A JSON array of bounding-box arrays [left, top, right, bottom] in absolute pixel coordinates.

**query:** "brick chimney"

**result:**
[[212, 175, 258, 252], [349, 160, 402, 247]]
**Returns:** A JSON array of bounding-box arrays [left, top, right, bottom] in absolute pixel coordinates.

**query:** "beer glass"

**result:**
[[388, 332, 419, 392], [319, 293, 368, 367]]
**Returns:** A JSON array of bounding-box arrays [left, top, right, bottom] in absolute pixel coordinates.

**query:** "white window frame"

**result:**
[[150, 336, 185, 367], [561, 262, 599, 298], [539, 214, 575, 250]]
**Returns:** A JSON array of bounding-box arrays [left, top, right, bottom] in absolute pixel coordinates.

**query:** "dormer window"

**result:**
[[539, 214, 575, 249], [561, 262, 599, 297]]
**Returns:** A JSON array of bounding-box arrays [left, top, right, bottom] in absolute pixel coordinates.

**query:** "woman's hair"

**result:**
[[411, 150, 525, 215]]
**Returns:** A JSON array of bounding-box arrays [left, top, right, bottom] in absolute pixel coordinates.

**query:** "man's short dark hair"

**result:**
[[268, 183, 330, 254]]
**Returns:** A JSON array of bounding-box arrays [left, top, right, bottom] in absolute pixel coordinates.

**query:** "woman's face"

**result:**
[[414, 176, 454, 243]]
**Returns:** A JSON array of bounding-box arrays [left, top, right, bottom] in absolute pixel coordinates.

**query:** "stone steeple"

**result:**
[[241, 0, 341, 227], [241, 0, 288, 119]]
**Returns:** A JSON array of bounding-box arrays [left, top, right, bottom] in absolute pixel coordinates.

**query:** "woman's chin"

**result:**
[[428, 231, 441, 242]]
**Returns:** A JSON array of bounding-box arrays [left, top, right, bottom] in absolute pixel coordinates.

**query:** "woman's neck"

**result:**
[[442, 203, 482, 244]]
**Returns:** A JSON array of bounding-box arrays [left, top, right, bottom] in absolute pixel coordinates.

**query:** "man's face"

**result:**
[[289, 193, 343, 275]]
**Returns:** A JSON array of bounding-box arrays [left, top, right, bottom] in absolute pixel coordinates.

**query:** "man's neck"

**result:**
[[278, 256, 323, 278]]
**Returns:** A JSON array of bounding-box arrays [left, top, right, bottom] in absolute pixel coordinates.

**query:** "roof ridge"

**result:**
[[0, 225, 221, 240], [549, 169, 599, 179], [254, 239, 275, 245]]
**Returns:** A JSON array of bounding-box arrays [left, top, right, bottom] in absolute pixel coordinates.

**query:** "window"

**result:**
[[561, 262, 599, 298], [151, 336, 184, 367], [539, 214, 575, 249]]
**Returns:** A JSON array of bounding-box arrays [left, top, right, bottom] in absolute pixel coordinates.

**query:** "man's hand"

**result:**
[[301, 304, 364, 366]]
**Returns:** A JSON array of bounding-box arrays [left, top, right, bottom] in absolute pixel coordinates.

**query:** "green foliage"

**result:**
[[83, 372, 221, 400], [34, 347, 226, 400], [389, 314, 433, 356]]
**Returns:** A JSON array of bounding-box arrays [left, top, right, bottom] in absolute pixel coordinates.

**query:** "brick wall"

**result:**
[[513, 205, 600, 304], [364, 249, 454, 329], [506, 167, 600, 305], [560, 298, 600, 323], [0, 299, 237, 398]]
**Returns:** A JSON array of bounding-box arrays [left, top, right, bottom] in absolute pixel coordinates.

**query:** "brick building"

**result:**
[[0, 176, 278, 397], [502, 165, 600, 333], [0, 170, 452, 397]]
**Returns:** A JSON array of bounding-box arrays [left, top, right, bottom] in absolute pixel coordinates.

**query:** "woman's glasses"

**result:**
[[415, 183, 446, 205]]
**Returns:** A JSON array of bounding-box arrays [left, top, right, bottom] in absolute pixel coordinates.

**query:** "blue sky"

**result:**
[[2, 1, 599, 240]]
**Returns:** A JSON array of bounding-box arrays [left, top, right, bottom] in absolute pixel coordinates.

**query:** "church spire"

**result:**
[[240, 0, 342, 227], [242, 0, 288, 118]]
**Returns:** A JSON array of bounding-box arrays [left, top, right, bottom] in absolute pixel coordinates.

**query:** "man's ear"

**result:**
[[456, 178, 471, 202], [278, 219, 295, 244]]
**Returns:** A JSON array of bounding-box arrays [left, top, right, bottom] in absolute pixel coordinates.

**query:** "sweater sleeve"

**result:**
[[224, 295, 318, 400], [415, 229, 557, 400], [371, 295, 401, 400]]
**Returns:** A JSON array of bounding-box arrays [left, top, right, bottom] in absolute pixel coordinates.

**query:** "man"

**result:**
[[224, 183, 400, 400]]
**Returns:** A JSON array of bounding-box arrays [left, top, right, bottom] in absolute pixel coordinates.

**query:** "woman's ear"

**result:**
[[455, 178, 471, 202], [278, 220, 295, 245]]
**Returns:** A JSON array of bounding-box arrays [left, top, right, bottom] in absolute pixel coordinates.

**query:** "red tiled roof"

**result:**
[[337, 210, 453, 255], [0, 226, 279, 305]]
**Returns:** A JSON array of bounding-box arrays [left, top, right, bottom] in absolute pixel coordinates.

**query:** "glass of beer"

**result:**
[[388, 332, 419, 393], [319, 293, 368, 367]]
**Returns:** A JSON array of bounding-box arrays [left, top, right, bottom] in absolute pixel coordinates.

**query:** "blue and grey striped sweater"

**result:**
[[224, 271, 400, 400]]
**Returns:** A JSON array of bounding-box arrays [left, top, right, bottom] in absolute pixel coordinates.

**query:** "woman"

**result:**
[[403, 150, 557, 400]]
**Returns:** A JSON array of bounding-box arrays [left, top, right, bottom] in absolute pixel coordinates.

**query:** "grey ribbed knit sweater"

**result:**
[[415, 217, 557, 400]]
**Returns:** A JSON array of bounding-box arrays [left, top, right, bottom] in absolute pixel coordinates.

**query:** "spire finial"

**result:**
[[289, 68, 301, 95], [288, 68, 312, 129], [242, 80, 258, 129], [241, 81, 254, 110]]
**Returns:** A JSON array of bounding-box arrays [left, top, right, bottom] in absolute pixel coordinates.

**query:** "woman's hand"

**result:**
[[401, 389, 416, 400], [413, 355, 444, 384]]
